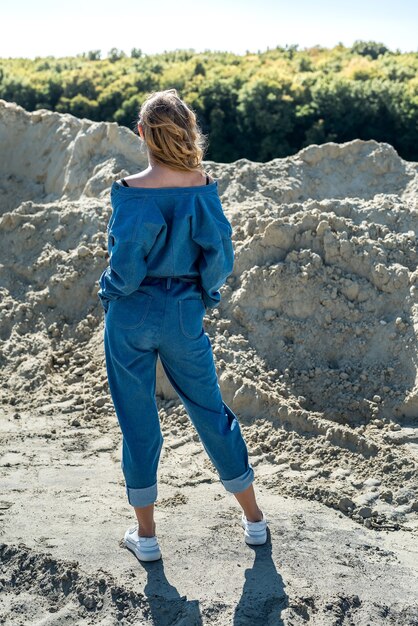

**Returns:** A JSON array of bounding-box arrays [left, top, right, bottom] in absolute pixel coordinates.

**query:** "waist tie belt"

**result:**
[[141, 276, 200, 290]]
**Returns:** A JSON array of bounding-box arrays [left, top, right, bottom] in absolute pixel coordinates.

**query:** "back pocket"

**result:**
[[108, 291, 153, 329], [179, 297, 206, 339]]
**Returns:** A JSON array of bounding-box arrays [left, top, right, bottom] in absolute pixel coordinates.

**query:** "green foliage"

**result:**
[[131, 48, 143, 59], [237, 76, 296, 159], [107, 48, 127, 63], [1, 76, 38, 110], [56, 94, 99, 119], [1, 43, 418, 161], [193, 61, 206, 76], [350, 40, 390, 60], [85, 50, 101, 61]]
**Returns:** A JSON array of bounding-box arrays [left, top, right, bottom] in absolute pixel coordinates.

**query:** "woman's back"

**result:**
[[99, 174, 233, 311]]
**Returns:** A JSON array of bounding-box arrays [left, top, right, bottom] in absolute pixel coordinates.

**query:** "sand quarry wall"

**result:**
[[1, 99, 417, 525]]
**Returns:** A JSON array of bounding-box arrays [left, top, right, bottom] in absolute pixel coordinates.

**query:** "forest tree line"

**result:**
[[1, 41, 418, 162]]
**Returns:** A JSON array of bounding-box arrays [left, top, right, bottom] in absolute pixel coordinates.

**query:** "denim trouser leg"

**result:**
[[158, 337, 254, 494], [103, 277, 254, 507], [104, 330, 163, 507]]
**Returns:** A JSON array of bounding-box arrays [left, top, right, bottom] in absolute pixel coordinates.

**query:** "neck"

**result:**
[[146, 154, 201, 177]]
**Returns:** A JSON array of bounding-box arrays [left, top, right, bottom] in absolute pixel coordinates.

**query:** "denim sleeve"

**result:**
[[191, 201, 234, 309], [98, 202, 166, 313]]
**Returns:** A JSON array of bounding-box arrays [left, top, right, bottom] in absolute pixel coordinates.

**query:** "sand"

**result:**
[[0, 98, 417, 624]]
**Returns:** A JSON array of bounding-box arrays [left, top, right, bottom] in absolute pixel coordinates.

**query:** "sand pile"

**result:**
[[1, 98, 417, 530], [1, 98, 418, 624]]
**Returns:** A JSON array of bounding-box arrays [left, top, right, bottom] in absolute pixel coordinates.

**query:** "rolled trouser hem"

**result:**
[[126, 481, 157, 507], [220, 465, 254, 494]]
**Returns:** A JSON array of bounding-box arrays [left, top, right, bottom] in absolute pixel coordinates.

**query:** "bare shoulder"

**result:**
[[117, 169, 215, 188], [122, 172, 155, 188]]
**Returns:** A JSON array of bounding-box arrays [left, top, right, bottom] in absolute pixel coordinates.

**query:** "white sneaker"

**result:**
[[241, 511, 268, 545], [124, 525, 162, 562]]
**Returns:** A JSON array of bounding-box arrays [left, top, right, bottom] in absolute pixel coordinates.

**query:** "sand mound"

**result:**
[[1, 98, 417, 531]]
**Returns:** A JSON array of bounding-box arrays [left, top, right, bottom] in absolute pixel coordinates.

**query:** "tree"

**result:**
[[237, 76, 296, 159], [351, 40, 390, 60], [131, 48, 143, 59], [86, 50, 101, 61], [56, 94, 99, 119], [107, 48, 127, 63], [194, 61, 206, 76]]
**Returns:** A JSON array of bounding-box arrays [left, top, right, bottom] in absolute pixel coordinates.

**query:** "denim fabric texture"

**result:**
[[98, 180, 234, 312], [99, 181, 254, 507]]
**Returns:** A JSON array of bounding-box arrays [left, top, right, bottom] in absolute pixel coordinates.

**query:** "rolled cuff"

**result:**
[[126, 481, 157, 507], [220, 464, 254, 494]]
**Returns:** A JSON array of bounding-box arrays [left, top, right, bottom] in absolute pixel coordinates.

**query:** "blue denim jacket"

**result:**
[[97, 180, 234, 313]]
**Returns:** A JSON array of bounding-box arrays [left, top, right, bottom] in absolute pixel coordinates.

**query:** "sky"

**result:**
[[2, 0, 418, 59]]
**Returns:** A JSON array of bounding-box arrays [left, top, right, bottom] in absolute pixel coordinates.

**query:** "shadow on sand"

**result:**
[[133, 528, 286, 625]]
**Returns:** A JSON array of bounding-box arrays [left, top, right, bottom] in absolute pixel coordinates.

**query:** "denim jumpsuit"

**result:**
[[97, 176, 254, 507]]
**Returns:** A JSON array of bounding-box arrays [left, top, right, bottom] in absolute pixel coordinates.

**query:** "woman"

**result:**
[[98, 89, 267, 562]]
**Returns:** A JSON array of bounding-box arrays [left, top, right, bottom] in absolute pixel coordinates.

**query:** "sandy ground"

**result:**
[[1, 404, 417, 625], [0, 99, 418, 624]]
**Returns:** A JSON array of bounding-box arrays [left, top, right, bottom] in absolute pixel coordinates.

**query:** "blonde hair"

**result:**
[[138, 89, 209, 174]]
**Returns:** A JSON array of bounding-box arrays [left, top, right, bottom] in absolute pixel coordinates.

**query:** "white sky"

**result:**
[[2, 0, 418, 58]]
